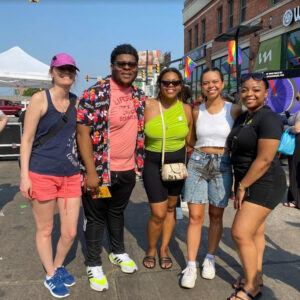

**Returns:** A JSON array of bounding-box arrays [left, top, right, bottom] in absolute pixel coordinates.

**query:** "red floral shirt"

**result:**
[[77, 77, 146, 186]]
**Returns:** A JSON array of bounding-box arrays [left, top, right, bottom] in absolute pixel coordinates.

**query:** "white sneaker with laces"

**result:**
[[109, 253, 138, 273], [201, 257, 216, 280], [86, 266, 108, 292], [181, 266, 197, 288]]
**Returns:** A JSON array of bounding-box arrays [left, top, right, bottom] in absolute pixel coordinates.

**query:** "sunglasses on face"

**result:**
[[114, 61, 138, 69], [55, 66, 77, 73], [161, 80, 182, 87], [240, 72, 265, 83]]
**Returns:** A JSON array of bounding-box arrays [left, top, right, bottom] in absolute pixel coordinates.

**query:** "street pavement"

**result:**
[[0, 160, 299, 300]]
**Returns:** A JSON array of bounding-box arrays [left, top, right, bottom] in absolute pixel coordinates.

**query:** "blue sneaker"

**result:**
[[56, 266, 75, 287], [44, 273, 70, 298]]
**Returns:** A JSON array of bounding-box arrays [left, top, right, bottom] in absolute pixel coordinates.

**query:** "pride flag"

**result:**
[[227, 41, 242, 65], [287, 41, 300, 66], [184, 56, 196, 79]]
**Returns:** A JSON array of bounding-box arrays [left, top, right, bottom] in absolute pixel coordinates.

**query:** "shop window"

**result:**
[[191, 68, 197, 101], [217, 7, 223, 34], [228, 0, 234, 29], [195, 24, 199, 48], [287, 30, 300, 69], [239, 0, 246, 23], [212, 47, 249, 94], [188, 29, 192, 51], [201, 19, 206, 43], [188, 64, 206, 101]]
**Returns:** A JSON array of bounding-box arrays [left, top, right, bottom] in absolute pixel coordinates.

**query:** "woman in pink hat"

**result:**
[[20, 53, 81, 298]]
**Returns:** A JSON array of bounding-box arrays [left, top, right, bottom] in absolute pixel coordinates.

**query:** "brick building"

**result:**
[[183, 0, 300, 99]]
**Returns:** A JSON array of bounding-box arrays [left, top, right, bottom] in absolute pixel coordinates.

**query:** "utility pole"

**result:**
[[146, 50, 149, 86]]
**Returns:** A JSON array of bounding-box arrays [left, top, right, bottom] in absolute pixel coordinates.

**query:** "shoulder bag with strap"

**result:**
[[158, 100, 188, 181]]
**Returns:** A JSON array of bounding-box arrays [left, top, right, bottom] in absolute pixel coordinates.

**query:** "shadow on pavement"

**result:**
[[221, 227, 300, 294], [0, 183, 19, 211]]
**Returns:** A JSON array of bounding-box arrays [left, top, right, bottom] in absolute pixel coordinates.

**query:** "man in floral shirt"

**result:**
[[77, 44, 146, 292]]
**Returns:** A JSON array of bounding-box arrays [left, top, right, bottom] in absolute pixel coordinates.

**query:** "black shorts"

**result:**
[[143, 147, 186, 203], [235, 167, 287, 210]]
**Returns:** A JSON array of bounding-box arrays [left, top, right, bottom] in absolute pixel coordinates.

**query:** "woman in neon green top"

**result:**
[[142, 67, 193, 269]]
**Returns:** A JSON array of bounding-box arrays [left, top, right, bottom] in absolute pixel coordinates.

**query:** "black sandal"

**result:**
[[159, 257, 173, 269], [143, 256, 156, 269], [227, 288, 262, 300]]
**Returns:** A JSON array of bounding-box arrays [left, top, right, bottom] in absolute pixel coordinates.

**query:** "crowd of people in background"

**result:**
[[16, 44, 298, 299]]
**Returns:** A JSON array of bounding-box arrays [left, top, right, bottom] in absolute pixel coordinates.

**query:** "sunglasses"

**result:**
[[240, 72, 265, 83], [114, 61, 138, 69], [161, 80, 182, 87]]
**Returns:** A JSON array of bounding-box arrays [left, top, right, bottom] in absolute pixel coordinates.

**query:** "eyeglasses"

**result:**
[[114, 61, 138, 69], [161, 80, 182, 87], [241, 73, 265, 83]]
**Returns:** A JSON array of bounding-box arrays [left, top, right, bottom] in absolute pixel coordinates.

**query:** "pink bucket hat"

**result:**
[[50, 53, 80, 71]]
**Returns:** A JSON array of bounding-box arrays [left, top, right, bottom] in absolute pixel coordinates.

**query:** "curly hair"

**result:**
[[110, 44, 139, 64]]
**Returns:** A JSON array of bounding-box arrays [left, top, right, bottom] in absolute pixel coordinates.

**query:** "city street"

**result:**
[[0, 160, 299, 300]]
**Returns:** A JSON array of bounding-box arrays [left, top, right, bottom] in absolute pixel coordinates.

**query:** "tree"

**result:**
[[22, 88, 42, 97]]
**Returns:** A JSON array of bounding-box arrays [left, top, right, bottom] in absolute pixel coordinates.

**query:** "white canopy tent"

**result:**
[[0, 46, 52, 89]]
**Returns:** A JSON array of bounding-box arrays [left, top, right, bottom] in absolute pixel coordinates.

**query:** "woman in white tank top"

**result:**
[[180, 68, 241, 289]]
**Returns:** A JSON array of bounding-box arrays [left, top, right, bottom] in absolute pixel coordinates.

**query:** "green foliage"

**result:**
[[22, 88, 42, 97]]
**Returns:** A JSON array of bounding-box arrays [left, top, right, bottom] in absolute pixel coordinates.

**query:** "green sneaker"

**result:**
[[86, 266, 108, 292], [109, 253, 138, 273]]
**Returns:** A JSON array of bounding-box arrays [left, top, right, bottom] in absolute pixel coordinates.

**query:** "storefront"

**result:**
[[183, 0, 300, 101], [254, 28, 300, 72]]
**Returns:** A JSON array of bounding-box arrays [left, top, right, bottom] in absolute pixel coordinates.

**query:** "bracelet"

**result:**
[[238, 182, 246, 191]]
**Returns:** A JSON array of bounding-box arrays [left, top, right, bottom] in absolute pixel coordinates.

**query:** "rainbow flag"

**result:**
[[184, 56, 196, 79], [227, 41, 242, 65], [287, 41, 300, 66]]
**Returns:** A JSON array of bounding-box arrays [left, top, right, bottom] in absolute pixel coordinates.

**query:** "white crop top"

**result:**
[[195, 102, 234, 148]]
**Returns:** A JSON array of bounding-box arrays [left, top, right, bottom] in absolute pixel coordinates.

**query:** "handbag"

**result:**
[[278, 127, 295, 155], [158, 101, 188, 181]]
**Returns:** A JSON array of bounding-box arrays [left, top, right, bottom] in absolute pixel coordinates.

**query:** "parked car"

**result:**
[[0, 100, 24, 117]]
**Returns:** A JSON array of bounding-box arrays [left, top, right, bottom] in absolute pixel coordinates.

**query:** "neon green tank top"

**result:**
[[145, 100, 188, 152]]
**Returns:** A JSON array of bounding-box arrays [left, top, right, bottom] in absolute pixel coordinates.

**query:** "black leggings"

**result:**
[[82, 169, 136, 266], [143, 147, 186, 203]]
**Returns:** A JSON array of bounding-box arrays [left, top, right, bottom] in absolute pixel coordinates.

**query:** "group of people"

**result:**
[[19, 43, 294, 300]]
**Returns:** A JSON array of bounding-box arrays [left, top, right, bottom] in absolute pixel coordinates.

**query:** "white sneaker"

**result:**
[[86, 266, 108, 292], [181, 266, 197, 288], [201, 257, 216, 280], [109, 253, 138, 273]]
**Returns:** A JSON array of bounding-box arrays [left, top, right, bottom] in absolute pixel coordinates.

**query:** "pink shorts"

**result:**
[[29, 171, 82, 201]]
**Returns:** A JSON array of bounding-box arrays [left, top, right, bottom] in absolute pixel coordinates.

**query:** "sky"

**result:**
[[0, 0, 185, 95]]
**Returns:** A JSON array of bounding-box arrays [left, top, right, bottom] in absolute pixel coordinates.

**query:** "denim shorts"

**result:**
[[183, 149, 233, 208]]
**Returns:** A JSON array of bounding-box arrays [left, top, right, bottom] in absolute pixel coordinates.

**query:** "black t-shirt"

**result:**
[[227, 106, 283, 179]]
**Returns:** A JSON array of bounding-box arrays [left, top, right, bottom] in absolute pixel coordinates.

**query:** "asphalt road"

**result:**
[[0, 160, 299, 300]]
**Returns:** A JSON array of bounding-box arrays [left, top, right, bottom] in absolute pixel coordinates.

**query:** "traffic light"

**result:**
[[141, 70, 145, 78], [85, 74, 89, 82], [156, 64, 160, 74], [29, 0, 39, 2], [149, 65, 153, 73]]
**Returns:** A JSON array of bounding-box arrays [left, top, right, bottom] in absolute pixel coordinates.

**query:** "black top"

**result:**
[[227, 106, 283, 179]]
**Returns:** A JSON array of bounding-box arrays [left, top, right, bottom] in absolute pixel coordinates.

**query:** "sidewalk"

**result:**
[[0, 160, 299, 300]]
